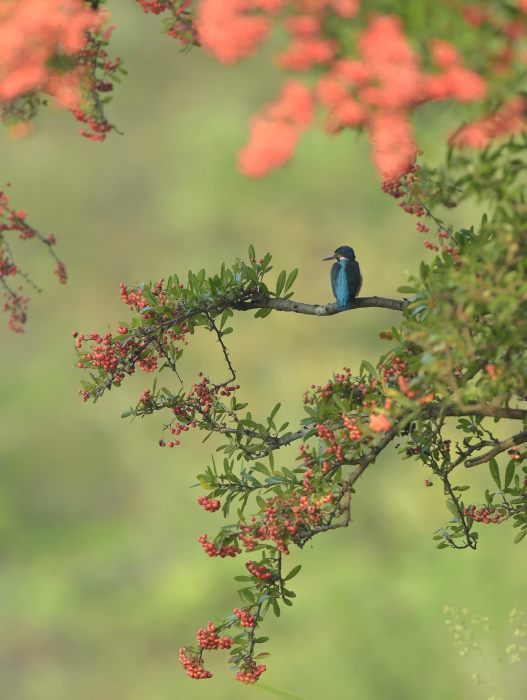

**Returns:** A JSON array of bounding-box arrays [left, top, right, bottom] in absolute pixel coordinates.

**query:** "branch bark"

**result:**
[[233, 295, 405, 315], [465, 429, 527, 468], [440, 405, 527, 421]]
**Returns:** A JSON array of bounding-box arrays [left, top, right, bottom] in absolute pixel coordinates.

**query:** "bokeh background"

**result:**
[[1, 3, 526, 698]]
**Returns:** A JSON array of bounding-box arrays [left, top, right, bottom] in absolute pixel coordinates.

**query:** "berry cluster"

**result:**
[[178, 647, 212, 679], [238, 489, 335, 555], [380, 355, 408, 383], [235, 660, 267, 684], [246, 560, 273, 581], [73, 24, 123, 142], [138, 0, 198, 46], [188, 376, 239, 415], [139, 389, 152, 404], [197, 496, 221, 512], [342, 413, 362, 441], [75, 280, 194, 400], [158, 374, 239, 446], [464, 505, 506, 524], [198, 534, 240, 558], [397, 375, 435, 405], [234, 607, 256, 628], [119, 282, 148, 311], [382, 164, 465, 260], [0, 188, 65, 331], [316, 423, 344, 462], [196, 622, 232, 650], [75, 331, 120, 372]]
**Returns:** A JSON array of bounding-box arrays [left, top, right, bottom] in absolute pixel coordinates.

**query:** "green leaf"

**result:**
[[253, 463, 270, 476], [446, 500, 459, 518], [271, 598, 280, 617], [359, 360, 376, 377], [489, 459, 501, 489], [284, 268, 298, 292], [270, 402, 281, 421], [504, 461, 516, 489], [142, 287, 157, 306], [248, 244, 256, 261], [514, 529, 527, 544], [284, 564, 302, 581], [256, 495, 267, 510], [276, 270, 286, 297], [254, 308, 272, 319], [397, 285, 418, 294]]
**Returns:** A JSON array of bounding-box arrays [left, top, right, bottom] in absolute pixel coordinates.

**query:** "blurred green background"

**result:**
[[1, 3, 525, 698]]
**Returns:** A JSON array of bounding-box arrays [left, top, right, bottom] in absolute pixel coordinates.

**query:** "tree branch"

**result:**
[[429, 404, 527, 421], [232, 295, 405, 315], [465, 429, 527, 468]]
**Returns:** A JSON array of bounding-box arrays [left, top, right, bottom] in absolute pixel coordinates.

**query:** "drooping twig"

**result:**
[[206, 312, 236, 387]]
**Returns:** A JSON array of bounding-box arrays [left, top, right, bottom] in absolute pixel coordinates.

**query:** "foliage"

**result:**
[[0, 0, 526, 687], [74, 135, 527, 681], [3, 1, 527, 328]]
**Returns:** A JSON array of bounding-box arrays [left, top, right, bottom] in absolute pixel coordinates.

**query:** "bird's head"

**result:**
[[322, 245, 356, 262]]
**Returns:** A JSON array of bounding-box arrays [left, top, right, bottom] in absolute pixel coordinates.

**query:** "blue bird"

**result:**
[[323, 245, 362, 311]]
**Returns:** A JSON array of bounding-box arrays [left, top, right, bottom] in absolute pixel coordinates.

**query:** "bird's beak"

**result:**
[[322, 254, 337, 261]]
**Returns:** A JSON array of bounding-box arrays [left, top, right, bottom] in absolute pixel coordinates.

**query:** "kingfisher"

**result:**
[[323, 245, 362, 311]]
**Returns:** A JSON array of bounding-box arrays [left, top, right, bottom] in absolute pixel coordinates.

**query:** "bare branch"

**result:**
[[233, 295, 405, 315], [465, 429, 527, 468], [453, 404, 527, 420], [206, 313, 236, 387]]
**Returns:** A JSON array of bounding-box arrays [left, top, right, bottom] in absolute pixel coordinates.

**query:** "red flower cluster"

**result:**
[[196, 3, 493, 179], [0, 0, 100, 103], [369, 413, 392, 433], [238, 80, 314, 177], [197, 0, 285, 64], [450, 97, 527, 149]]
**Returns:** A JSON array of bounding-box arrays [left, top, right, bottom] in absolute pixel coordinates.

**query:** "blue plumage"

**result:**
[[323, 245, 362, 310], [334, 259, 351, 310]]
